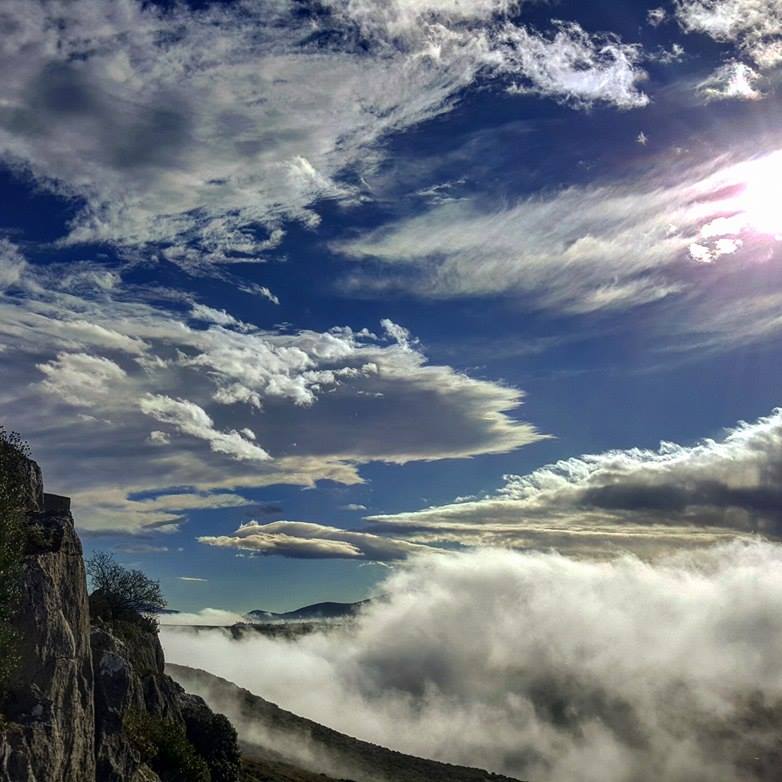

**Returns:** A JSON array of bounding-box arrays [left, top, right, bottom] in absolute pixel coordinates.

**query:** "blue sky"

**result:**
[[2, 0, 782, 612]]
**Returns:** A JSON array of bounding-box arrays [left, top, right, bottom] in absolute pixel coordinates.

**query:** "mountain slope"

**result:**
[[167, 664, 523, 782]]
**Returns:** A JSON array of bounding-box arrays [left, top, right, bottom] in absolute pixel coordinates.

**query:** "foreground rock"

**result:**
[[0, 456, 240, 782], [0, 468, 95, 782]]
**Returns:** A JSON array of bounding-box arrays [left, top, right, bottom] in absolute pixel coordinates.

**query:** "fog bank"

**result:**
[[161, 542, 782, 781]]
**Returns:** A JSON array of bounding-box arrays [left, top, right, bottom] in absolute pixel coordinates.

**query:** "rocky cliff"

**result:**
[[0, 462, 95, 781], [0, 456, 240, 782]]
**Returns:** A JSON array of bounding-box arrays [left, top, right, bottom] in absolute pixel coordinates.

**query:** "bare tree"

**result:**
[[86, 551, 166, 617]]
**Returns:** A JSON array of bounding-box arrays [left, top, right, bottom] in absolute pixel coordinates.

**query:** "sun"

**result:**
[[739, 153, 782, 238]]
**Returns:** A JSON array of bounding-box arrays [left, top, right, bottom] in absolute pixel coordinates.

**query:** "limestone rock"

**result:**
[[0, 455, 239, 781], [0, 467, 95, 782]]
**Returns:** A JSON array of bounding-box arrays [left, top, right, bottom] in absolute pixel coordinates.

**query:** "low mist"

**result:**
[[160, 542, 782, 782], [159, 608, 247, 626]]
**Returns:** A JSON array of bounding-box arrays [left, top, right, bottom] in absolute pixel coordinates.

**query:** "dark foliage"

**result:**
[[126, 712, 211, 782], [184, 705, 241, 782], [89, 589, 161, 635], [0, 428, 30, 708], [86, 551, 166, 621]]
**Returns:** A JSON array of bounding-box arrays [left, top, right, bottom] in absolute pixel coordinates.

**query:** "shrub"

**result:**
[[86, 551, 166, 620], [0, 428, 30, 704], [125, 712, 211, 782], [183, 705, 241, 782]]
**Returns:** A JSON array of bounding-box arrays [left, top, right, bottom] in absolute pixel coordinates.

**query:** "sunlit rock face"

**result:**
[[0, 455, 239, 782], [0, 462, 95, 782], [91, 615, 200, 782]]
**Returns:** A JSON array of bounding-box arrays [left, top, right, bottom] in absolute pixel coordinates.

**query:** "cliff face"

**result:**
[[0, 464, 96, 782], [92, 625, 168, 782], [0, 457, 239, 782]]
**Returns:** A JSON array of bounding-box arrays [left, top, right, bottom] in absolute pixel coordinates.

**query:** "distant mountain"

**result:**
[[168, 664, 523, 782], [246, 600, 369, 623], [245, 609, 277, 621]]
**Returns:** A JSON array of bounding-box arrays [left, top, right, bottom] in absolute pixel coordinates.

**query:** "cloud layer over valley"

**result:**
[[162, 542, 782, 782]]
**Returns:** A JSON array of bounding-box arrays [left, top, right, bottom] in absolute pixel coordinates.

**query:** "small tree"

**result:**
[[0, 428, 30, 705], [182, 705, 240, 782], [86, 551, 166, 620]]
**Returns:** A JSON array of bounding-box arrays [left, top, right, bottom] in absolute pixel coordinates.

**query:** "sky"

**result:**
[[2, 0, 782, 613]]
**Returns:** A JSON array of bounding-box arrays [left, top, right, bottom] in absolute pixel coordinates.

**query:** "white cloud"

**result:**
[[341, 503, 368, 511], [113, 543, 170, 554], [0, 238, 26, 289], [178, 576, 208, 583], [647, 7, 668, 26], [499, 21, 649, 109], [199, 520, 436, 561], [367, 407, 782, 555], [161, 608, 246, 626], [190, 304, 248, 330], [0, 253, 541, 533], [697, 61, 763, 101], [73, 488, 255, 535], [337, 187, 687, 312], [37, 352, 127, 407], [670, 290, 782, 353], [140, 395, 272, 463], [0, 1, 649, 262], [162, 542, 782, 782], [675, 0, 782, 68]]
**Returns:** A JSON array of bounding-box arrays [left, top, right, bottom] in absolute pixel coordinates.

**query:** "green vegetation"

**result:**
[[87, 551, 166, 630], [183, 706, 241, 782], [126, 712, 211, 782], [0, 427, 30, 709]]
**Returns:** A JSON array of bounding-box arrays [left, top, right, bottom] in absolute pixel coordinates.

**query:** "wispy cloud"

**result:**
[[0, 0, 649, 264], [697, 61, 763, 101], [337, 148, 782, 314], [675, 0, 782, 68]]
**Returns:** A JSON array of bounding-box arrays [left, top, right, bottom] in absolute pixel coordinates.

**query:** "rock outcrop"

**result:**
[[91, 624, 167, 782], [91, 618, 236, 782], [0, 465, 96, 782], [0, 456, 239, 782]]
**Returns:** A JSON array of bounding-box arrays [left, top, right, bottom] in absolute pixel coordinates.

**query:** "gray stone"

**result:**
[[0, 468, 95, 781], [0, 456, 238, 782]]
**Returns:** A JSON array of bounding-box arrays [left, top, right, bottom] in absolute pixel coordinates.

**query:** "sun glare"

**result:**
[[740, 153, 782, 238]]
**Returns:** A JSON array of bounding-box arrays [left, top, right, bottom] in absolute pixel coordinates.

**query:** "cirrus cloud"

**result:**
[[0, 0, 649, 264]]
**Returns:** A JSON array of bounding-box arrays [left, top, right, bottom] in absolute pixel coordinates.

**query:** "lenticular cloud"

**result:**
[[161, 541, 782, 782]]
